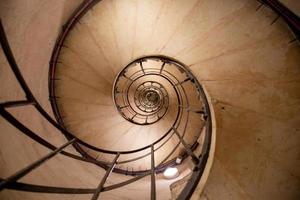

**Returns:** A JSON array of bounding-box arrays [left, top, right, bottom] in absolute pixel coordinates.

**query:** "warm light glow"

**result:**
[[163, 167, 179, 179]]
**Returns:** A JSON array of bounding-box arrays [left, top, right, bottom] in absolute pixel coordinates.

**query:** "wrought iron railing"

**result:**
[[48, 0, 209, 176], [1, 0, 299, 199], [0, 16, 212, 199], [257, 0, 300, 42]]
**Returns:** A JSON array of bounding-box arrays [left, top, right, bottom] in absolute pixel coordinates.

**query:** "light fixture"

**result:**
[[163, 167, 179, 179], [175, 157, 182, 164]]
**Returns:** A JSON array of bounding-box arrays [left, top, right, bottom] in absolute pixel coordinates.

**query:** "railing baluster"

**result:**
[[0, 138, 76, 191], [91, 153, 120, 200], [0, 178, 96, 194], [289, 37, 299, 43], [119, 105, 129, 109], [0, 100, 36, 108], [256, 2, 264, 11], [0, 21, 34, 100], [122, 74, 133, 81], [140, 61, 145, 74], [159, 62, 166, 74], [173, 127, 199, 164], [103, 172, 150, 192], [271, 14, 280, 25], [174, 77, 191, 86], [0, 106, 99, 164], [150, 145, 156, 200]]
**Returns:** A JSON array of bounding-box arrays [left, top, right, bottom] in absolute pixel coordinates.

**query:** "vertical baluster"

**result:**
[[140, 61, 145, 74], [173, 127, 199, 164], [0, 100, 36, 108], [0, 138, 77, 191], [159, 62, 166, 74], [151, 145, 156, 200], [91, 153, 120, 200]]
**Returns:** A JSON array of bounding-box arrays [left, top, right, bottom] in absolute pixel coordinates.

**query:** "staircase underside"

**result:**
[[0, 0, 300, 199]]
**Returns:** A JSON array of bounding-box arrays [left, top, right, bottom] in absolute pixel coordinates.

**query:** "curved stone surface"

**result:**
[[0, 0, 300, 199]]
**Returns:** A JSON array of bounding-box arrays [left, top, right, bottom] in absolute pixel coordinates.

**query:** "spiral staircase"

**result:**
[[0, 0, 300, 200]]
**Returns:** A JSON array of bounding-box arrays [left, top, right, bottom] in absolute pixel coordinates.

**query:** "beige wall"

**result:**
[[0, 0, 300, 200]]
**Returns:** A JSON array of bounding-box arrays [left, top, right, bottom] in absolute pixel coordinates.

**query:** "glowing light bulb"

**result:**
[[163, 167, 179, 179]]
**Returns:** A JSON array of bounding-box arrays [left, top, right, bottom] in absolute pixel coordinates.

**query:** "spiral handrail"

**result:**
[[1, 0, 298, 199], [0, 14, 211, 199], [47, 0, 209, 175]]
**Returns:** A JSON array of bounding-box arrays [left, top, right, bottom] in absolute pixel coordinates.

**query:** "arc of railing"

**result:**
[[1, 0, 299, 199], [0, 16, 197, 178], [1, 28, 182, 156], [45, 0, 221, 176], [94, 60, 208, 171], [115, 68, 175, 125], [0, 18, 211, 200], [257, 0, 300, 42], [115, 66, 188, 125], [110, 62, 200, 169], [0, 105, 205, 199]]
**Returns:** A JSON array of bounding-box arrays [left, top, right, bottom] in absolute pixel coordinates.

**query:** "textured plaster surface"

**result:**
[[0, 0, 300, 200]]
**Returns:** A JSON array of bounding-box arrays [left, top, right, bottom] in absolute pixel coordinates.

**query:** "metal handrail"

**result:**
[[79, 59, 199, 173], [46, 0, 205, 177], [77, 61, 200, 174], [0, 18, 211, 199], [1, 0, 300, 199], [115, 65, 184, 124], [0, 20, 211, 200], [256, 0, 300, 43]]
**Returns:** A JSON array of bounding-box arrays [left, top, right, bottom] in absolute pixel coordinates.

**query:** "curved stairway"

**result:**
[[52, 52, 207, 172], [0, 0, 300, 200]]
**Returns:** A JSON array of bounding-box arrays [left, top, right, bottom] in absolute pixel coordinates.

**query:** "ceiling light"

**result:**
[[163, 167, 179, 179], [175, 157, 182, 164]]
